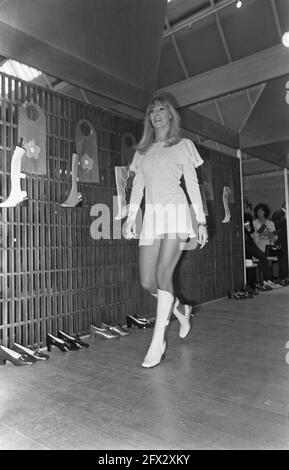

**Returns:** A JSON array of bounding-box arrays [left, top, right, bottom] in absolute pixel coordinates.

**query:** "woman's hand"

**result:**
[[125, 217, 137, 239], [198, 224, 208, 249]]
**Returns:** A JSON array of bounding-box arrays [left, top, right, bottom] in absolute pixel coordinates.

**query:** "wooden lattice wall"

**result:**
[[0, 71, 243, 349], [0, 72, 147, 348]]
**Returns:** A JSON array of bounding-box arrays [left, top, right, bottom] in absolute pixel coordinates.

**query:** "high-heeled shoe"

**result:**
[[12, 342, 49, 361], [101, 322, 131, 337], [46, 333, 71, 352], [57, 330, 89, 349], [126, 314, 151, 329], [90, 325, 120, 339], [173, 299, 192, 338], [0, 345, 34, 366]]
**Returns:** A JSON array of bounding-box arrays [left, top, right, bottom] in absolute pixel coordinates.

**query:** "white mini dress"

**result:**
[[128, 138, 206, 246]]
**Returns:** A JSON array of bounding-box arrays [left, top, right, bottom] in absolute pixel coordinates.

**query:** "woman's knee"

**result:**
[[156, 267, 172, 291], [140, 276, 156, 293]]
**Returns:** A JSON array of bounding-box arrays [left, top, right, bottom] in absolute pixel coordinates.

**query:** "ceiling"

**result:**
[[0, 0, 289, 172]]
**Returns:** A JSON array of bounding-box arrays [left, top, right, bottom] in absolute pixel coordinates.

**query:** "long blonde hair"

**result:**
[[136, 94, 181, 154]]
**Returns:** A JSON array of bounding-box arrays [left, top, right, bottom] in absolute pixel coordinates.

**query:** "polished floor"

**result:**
[[1, 287, 289, 450]]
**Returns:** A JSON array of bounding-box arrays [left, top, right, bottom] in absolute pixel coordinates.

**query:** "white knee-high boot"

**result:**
[[142, 289, 174, 368], [173, 298, 192, 339]]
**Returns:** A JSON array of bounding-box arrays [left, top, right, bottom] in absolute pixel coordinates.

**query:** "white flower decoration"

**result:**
[[24, 139, 41, 159], [81, 154, 94, 171]]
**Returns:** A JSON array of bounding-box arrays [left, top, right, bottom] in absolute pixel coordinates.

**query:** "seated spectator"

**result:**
[[244, 209, 277, 289], [253, 203, 276, 253]]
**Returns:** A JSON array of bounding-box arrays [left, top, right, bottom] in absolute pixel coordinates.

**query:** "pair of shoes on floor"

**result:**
[[90, 322, 130, 340], [46, 331, 89, 352], [126, 314, 151, 329], [228, 289, 253, 299], [0, 344, 49, 366], [263, 280, 283, 289], [245, 285, 259, 295], [255, 282, 272, 291]]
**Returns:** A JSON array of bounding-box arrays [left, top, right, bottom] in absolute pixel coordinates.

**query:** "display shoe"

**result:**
[[101, 322, 131, 337], [57, 330, 89, 349], [61, 153, 83, 207], [126, 314, 151, 329], [90, 324, 120, 339], [172, 298, 192, 339], [0, 345, 34, 366], [141, 289, 173, 368], [46, 333, 71, 352], [12, 342, 49, 361], [0, 146, 27, 208]]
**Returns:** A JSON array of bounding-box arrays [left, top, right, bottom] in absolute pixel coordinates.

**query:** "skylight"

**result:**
[[0, 59, 41, 81]]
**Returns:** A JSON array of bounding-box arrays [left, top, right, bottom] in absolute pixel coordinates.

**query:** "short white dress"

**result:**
[[128, 138, 206, 246]]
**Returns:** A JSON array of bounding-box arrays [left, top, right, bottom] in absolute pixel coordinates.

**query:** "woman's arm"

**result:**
[[127, 152, 145, 221], [182, 140, 206, 225]]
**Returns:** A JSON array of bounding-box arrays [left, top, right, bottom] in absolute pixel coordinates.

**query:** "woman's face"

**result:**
[[149, 103, 171, 130], [257, 208, 265, 219]]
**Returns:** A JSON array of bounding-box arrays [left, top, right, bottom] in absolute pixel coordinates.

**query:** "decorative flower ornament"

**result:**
[[81, 153, 94, 171], [24, 139, 41, 159]]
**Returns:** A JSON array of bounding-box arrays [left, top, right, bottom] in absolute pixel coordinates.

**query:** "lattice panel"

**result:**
[[0, 72, 145, 348]]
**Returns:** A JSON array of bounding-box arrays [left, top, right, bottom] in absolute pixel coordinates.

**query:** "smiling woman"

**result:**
[[125, 93, 208, 369]]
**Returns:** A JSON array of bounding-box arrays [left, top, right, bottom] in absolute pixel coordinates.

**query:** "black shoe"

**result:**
[[126, 314, 151, 328], [46, 333, 71, 352], [241, 288, 254, 298], [57, 330, 89, 349], [228, 289, 243, 299]]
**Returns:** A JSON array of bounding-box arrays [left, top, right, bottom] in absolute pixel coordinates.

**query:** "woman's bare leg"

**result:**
[[156, 235, 192, 338], [142, 234, 184, 368], [139, 238, 161, 293], [156, 234, 184, 293]]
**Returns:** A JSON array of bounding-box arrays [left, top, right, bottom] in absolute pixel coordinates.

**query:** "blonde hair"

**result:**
[[136, 94, 181, 154]]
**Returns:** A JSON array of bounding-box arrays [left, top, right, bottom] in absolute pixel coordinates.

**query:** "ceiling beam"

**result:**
[[270, 0, 282, 41], [0, 19, 149, 111], [245, 147, 286, 169], [164, 0, 236, 38], [238, 84, 266, 133], [240, 132, 289, 149], [165, 17, 189, 79], [158, 44, 289, 108], [243, 169, 284, 179], [179, 108, 239, 149], [209, 0, 232, 62]]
